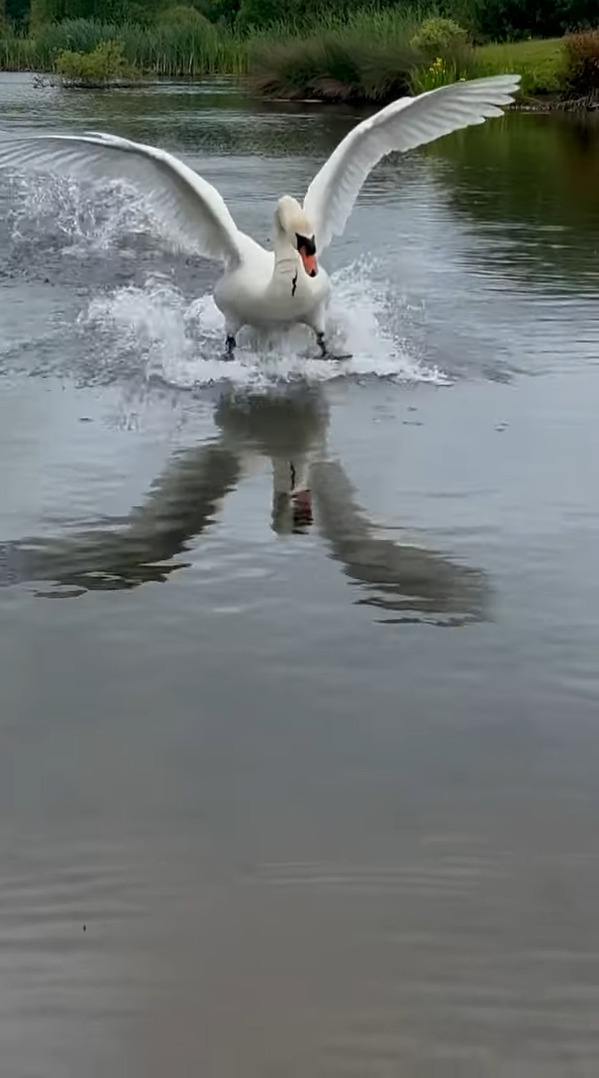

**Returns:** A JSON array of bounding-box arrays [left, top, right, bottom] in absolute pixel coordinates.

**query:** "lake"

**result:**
[[1, 72, 599, 1076]]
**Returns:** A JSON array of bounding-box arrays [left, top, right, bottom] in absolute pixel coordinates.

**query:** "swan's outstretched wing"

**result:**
[[0, 131, 243, 265], [303, 74, 520, 252]]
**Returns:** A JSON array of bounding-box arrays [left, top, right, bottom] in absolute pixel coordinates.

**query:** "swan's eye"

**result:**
[[296, 233, 316, 256]]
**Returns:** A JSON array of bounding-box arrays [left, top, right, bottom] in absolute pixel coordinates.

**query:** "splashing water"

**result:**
[[6, 174, 153, 257], [5, 175, 449, 390], [80, 263, 449, 390]]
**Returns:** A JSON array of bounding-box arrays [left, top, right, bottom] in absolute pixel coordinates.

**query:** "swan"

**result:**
[[0, 74, 519, 359]]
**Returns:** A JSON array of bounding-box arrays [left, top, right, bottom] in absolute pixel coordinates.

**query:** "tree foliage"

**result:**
[[470, 0, 599, 40], [6, 0, 30, 23], [30, 0, 190, 27]]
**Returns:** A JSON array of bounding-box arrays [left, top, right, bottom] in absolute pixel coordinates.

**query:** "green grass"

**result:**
[[476, 37, 564, 95]]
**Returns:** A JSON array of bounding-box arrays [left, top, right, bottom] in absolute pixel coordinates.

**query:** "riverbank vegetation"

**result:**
[[0, 0, 598, 104]]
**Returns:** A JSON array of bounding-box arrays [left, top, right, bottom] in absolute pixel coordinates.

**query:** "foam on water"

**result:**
[[79, 263, 449, 390]]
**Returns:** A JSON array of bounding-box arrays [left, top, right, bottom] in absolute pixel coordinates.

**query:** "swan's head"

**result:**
[[276, 195, 318, 277]]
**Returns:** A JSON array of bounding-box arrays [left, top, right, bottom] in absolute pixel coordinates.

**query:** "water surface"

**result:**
[[1, 73, 599, 1076]]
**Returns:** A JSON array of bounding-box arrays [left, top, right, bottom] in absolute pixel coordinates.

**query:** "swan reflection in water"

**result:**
[[0, 385, 489, 625]]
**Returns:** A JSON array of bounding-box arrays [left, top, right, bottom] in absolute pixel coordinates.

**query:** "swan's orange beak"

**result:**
[[299, 248, 318, 277]]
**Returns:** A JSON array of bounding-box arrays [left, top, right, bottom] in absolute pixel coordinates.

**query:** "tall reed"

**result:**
[[0, 14, 250, 74], [251, 6, 429, 101]]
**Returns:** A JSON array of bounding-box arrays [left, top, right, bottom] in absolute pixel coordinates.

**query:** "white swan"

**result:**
[[0, 74, 519, 358]]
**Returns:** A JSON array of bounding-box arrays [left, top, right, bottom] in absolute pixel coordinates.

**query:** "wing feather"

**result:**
[[0, 130, 243, 265], [303, 75, 520, 252]]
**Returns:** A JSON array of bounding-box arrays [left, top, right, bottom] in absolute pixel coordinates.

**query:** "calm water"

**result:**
[[2, 72, 599, 1076]]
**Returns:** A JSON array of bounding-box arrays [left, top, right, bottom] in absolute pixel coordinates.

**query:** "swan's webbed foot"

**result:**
[[223, 334, 236, 361], [316, 331, 352, 362]]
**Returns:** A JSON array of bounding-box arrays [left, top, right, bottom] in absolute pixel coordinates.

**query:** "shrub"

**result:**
[[155, 2, 209, 26], [409, 15, 475, 95], [562, 29, 599, 96], [411, 16, 468, 57], [55, 38, 140, 84]]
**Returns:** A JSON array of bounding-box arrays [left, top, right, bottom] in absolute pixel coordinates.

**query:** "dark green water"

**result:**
[[1, 73, 599, 1076]]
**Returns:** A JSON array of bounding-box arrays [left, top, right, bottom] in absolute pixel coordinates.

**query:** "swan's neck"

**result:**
[[273, 216, 299, 278]]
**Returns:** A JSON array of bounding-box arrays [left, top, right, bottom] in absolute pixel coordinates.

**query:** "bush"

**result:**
[[411, 16, 468, 57], [409, 15, 475, 95], [155, 2, 208, 25], [562, 29, 599, 96], [55, 37, 139, 83]]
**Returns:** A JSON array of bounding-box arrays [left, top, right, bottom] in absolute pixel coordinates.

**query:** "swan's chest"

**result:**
[[216, 260, 330, 327], [267, 267, 329, 320]]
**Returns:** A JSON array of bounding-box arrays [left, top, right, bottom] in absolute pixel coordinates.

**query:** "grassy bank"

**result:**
[[0, 9, 595, 104], [251, 24, 570, 102], [477, 38, 564, 96]]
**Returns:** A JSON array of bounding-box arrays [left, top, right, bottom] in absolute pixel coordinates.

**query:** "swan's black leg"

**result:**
[[224, 334, 236, 360], [316, 330, 352, 362]]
